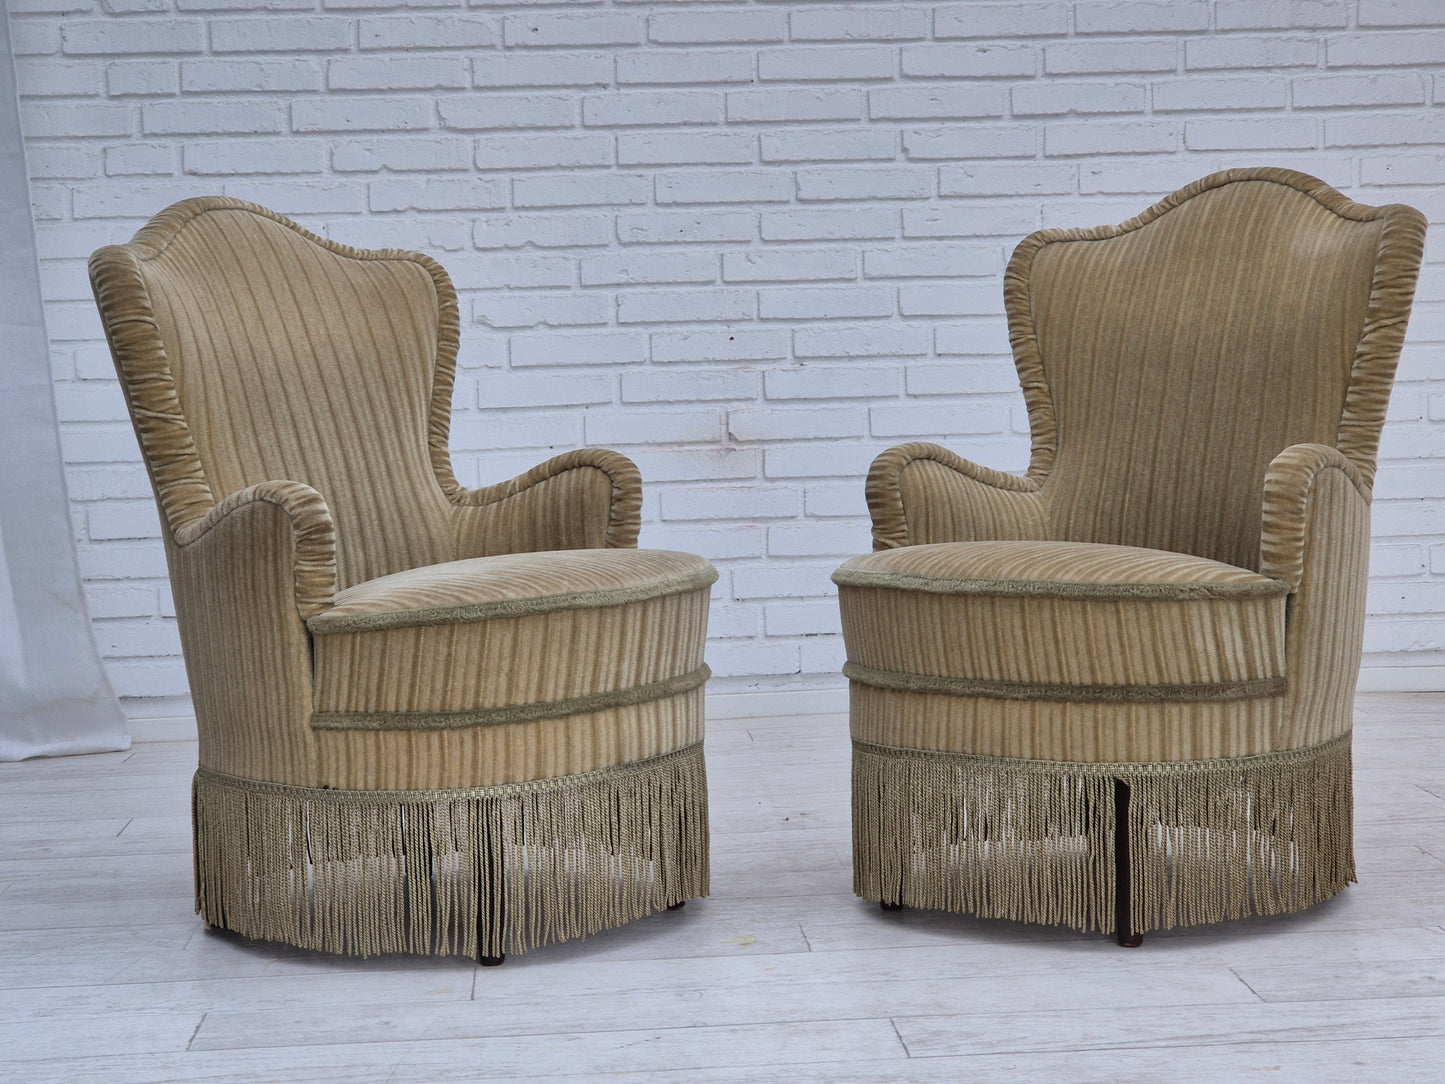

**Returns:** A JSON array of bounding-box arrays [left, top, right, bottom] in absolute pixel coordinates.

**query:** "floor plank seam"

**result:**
[[185, 1012, 208, 1052], [889, 1017, 912, 1059], [1227, 969, 1268, 1002], [901, 1031, 1445, 1061]]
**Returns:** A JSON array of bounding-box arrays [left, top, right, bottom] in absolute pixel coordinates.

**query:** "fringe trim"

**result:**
[[193, 744, 710, 959], [853, 734, 1354, 935]]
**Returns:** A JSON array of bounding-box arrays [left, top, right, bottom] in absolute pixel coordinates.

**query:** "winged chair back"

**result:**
[[1007, 167, 1424, 571], [90, 197, 462, 590]]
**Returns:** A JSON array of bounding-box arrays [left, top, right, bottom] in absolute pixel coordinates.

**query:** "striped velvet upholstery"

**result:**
[[838, 169, 1426, 939], [309, 550, 714, 728], [90, 197, 715, 960], [837, 542, 1288, 700]]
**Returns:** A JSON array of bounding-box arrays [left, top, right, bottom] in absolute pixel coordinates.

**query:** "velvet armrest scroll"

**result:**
[[1259, 443, 1370, 594], [171, 480, 337, 619], [866, 441, 1048, 550], [448, 448, 644, 553]]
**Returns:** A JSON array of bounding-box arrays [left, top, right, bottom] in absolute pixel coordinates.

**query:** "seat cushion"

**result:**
[[834, 541, 1288, 702], [307, 549, 716, 729]]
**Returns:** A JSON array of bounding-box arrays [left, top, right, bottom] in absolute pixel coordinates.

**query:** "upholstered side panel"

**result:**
[[1021, 179, 1383, 570], [167, 502, 316, 786], [840, 591, 1284, 691], [306, 547, 715, 789], [312, 588, 711, 719], [312, 686, 706, 790], [136, 205, 456, 589], [849, 684, 1284, 763], [835, 541, 1287, 694], [1278, 468, 1372, 750]]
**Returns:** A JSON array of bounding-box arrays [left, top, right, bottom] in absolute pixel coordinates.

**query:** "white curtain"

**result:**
[[0, 4, 129, 759]]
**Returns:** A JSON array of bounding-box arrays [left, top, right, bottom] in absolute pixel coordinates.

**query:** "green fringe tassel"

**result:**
[[853, 734, 1354, 935], [193, 744, 710, 959]]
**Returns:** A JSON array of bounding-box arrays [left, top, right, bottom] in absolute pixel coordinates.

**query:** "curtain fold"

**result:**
[[0, 3, 129, 760]]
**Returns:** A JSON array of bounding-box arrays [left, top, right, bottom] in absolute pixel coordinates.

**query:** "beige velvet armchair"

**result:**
[[90, 197, 716, 963], [834, 168, 1426, 944]]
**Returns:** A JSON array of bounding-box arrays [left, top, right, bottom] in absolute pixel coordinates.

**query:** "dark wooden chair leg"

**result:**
[[476, 829, 505, 967], [880, 868, 905, 911], [1114, 778, 1143, 948]]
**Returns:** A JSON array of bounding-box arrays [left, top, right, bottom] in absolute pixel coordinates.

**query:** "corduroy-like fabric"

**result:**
[[1274, 453, 1372, 750], [448, 447, 644, 558], [848, 683, 1284, 763], [836, 539, 1286, 597], [868, 170, 1425, 561], [838, 169, 1425, 936], [164, 487, 319, 786], [313, 582, 711, 718], [96, 201, 452, 589], [835, 541, 1287, 711], [1003, 168, 1424, 566], [1020, 179, 1381, 570], [868, 442, 1048, 550], [314, 686, 707, 791], [311, 548, 716, 631], [90, 198, 717, 958], [89, 198, 646, 591]]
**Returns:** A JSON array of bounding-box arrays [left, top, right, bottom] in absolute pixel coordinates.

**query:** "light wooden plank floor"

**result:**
[[2, 693, 1443, 1082]]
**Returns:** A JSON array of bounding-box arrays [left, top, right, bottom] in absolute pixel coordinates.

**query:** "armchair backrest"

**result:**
[[1006, 167, 1425, 571], [90, 197, 466, 589]]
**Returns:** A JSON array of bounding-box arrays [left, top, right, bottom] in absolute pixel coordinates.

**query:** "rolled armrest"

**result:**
[[1259, 443, 1370, 593], [173, 480, 337, 618], [449, 448, 643, 552], [867, 441, 1047, 549]]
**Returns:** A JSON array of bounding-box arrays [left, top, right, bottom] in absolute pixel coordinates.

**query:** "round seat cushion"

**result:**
[[307, 548, 716, 729], [834, 540, 1288, 703]]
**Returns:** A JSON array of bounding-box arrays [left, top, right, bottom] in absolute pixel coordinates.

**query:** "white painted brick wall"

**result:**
[[15, 1, 1445, 722]]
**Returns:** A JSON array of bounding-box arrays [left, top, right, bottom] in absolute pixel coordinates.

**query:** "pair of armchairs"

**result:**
[[90, 168, 1424, 962]]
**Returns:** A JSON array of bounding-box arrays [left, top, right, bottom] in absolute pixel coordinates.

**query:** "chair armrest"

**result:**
[[866, 441, 1047, 549], [1259, 443, 1372, 747], [1260, 443, 1370, 593], [448, 448, 644, 554], [172, 480, 337, 619]]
